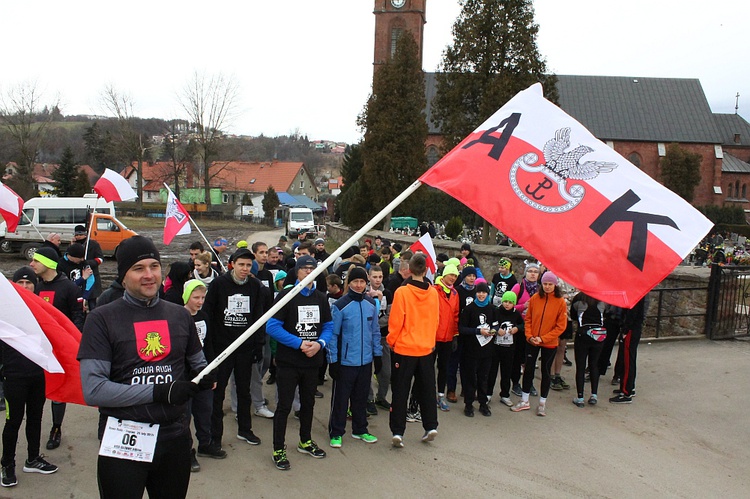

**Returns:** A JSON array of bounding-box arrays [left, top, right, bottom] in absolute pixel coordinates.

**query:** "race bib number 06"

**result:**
[[99, 417, 159, 462], [298, 305, 320, 324]]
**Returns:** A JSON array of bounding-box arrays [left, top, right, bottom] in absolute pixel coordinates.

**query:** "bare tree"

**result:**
[[178, 71, 239, 208], [100, 85, 151, 209], [0, 81, 59, 199], [161, 119, 196, 199]]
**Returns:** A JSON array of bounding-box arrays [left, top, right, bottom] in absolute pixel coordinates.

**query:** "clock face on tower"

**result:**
[[391, 0, 405, 8]]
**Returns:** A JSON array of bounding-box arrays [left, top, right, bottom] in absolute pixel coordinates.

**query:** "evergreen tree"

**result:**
[[262, 185, 280, 223], [356, 33, 428, 230], [337, 143, 371, 227], [52, 146, 79, 196], [431, 0, 556, 242], [74, 169, 91, 196], [661, 143, 702, 202]]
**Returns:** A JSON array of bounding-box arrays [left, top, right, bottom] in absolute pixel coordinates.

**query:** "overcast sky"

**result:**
[[2, 0, 747, 144]]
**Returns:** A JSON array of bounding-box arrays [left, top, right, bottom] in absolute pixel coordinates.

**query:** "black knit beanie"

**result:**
[[116, 236, 160, 280]]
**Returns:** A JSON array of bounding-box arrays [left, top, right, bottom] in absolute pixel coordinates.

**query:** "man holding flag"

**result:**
[[78, 236, 212, 498]]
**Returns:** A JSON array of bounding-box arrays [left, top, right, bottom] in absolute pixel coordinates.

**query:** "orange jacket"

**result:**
[[388, 280, 440, 356], [524, 292, 567, 348], [434, 280, 459, 343]]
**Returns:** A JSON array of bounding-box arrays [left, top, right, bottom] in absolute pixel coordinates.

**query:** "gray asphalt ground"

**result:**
[[4, 338, 748, 499]]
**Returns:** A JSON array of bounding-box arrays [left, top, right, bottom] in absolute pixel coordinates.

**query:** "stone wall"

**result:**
[[326, 222, 710, 338]]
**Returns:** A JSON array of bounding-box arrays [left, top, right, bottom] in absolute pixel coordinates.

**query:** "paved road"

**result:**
[[8, 338, 750, 498]]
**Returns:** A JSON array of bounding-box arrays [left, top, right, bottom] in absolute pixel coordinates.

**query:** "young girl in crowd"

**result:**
[[486, 291, 523, 407], [511, 271, 567, 416], [194, 251, 219, 285], [510, 261, 541, 397], [458, 280, 496, 417], [570, 292, 607, 407]]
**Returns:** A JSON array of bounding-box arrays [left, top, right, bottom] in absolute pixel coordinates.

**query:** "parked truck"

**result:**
[[0, 195, 137, 259], [282, 207, 315, 237]]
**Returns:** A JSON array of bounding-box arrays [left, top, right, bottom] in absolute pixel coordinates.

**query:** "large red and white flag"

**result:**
[[93, 168, 137, 202], [0, 182, 24, 232], [163, 184, 191, 245], [410, 232, 437, 279], [420, 83, 713, 308], [0, 274, 85, 405]]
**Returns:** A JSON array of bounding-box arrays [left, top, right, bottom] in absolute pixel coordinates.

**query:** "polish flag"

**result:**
[[93, 168, 137, 202], [410, 232, 437, 279], [163, 184, 191, 245], [0, 182, 24, 232], [0, 274, 85, 405], [419, 83, 713, 308]]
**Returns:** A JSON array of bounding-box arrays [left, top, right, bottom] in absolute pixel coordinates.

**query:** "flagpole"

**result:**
[[22, 211, 46, 241], [84, 197, 100, 260], [163, 183, 227, 273], [192, 179, 423, 383]]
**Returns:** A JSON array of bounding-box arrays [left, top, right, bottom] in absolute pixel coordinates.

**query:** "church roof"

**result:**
[[425, 73, 726, 144], [714, 113, 750, 147], [555, 75, 722, 144], [722, 152, 750, 174]]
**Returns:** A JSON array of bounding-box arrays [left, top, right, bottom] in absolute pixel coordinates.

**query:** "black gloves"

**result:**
[[190, 369, 217, 391], [451, 336, 458, 352], [153, 381, 199, 405], [328, 362, 341, 381], [373, 356, 382, 375]]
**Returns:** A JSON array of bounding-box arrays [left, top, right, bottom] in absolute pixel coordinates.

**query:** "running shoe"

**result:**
[[366, 401, 378, 416], [352, 433, 378, 444], [588, 394, 598, 405], [22, 455, 58, 474], [510, 400, 530, 412], [392, 434, 404, 448], [1, 465, 16, 487], [499, 397, 513, 407], [421, 429, 438, 442], [254, 405, 275, 418], [297, 440, 326, 458], [272, 448, 291, 471], [478, 405, 492, 417], [437, 394, 450, 412], [190, 449, 200, 473], [609, 394, 633, 404], [536, 404, 546, 417], [197, 443, 227, 459], [46, 427, 61, 450], [329, 436, 342, 448], [572, 397, 585, 408], [237, 430, 261, 445]]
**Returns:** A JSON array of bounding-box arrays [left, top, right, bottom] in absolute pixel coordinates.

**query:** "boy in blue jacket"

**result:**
[[327, 267, 382, 448]]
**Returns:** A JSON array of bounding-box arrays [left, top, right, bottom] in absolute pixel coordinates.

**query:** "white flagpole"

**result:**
[[22, 211, 46, 241], [84, 197, 100, 260], [192, 179, 423, 383], [164, 183, 227, 273]]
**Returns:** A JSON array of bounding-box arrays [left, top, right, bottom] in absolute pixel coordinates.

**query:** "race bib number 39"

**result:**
[[99, 417, 159, 462], [298, 305, 320, 324]]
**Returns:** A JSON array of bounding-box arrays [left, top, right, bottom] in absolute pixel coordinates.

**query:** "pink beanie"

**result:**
[[541, 271, 558, 284]]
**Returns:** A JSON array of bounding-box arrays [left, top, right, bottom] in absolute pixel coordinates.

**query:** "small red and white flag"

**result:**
[[0, 181, 24, 232], [93, 168, 137, 202], [163, 184, 191, 245], [410, 232, 437, 279], [420, 83, 713, 308], [0, 274, 85, 405]]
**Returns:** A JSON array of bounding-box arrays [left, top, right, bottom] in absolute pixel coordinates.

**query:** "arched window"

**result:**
[[628, 153, 642, 168], [736, 181, 740, 197], [742, 184, 747, 199], [390, 27, 404, 58], [728, 183, 733, 198], [426, 145, 440, 167]]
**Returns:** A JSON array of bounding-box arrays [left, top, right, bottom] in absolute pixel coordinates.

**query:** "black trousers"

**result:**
[[390, 352, 438, 437], [97, 432, 191, 499], [434, 341, 453, 394], [510, 336, 526, 386], [211, 350, 254, 443], [598, 317, 621, 375], [460, 353, 491, 408], [486, 344, 515, 398], [273, 365, 318, 450], [618, 328, 641, 396], [574, 333, 604, 398], [328, 363, 372, 438], [1, 374, 45, 466], [522, 344, 556, 398]]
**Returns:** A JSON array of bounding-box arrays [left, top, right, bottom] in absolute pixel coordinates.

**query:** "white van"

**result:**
[[285, 207, 315, 237], [0, 195, 136, 258]]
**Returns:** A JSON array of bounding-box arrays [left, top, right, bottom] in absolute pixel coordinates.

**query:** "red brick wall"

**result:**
[[611, 141, 722, 206], [373, 0, 426, 69]]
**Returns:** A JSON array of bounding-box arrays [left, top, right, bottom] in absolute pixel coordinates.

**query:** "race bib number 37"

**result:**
[[99, 417, 159, 462]]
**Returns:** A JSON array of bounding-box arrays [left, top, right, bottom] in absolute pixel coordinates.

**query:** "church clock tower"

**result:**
[[373, 0, 426, 70]]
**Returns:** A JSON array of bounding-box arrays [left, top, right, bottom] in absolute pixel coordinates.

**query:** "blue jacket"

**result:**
[[328, 288, 382, 367]]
